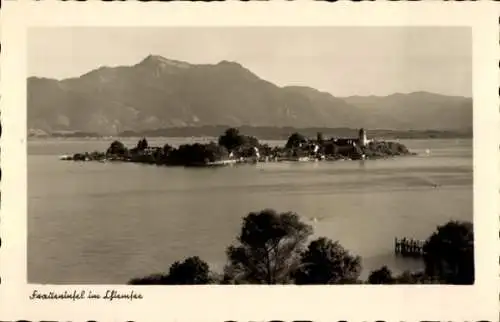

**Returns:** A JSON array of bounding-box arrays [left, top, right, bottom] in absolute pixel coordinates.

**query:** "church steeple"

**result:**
[[358, 128, 367, 147]]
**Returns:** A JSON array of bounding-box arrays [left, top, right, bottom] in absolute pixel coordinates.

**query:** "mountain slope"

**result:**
[[28, 55, 472, 135], [342, 91, 472, 131]]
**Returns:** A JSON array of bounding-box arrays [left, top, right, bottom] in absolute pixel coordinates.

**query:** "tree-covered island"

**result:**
[[61, 127, 415, 166]]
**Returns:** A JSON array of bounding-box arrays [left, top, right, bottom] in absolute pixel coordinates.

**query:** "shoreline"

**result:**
[[60, 151, 417, 166], [57, 128, 421, 167]]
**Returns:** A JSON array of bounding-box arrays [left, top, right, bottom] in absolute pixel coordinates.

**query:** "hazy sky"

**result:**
[[28, 27, 471, 97]]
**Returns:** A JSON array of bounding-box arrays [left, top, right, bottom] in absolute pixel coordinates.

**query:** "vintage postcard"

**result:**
[[0, 1, 498, 321]]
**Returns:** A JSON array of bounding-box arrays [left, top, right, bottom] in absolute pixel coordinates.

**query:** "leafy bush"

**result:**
[[128, 256, 212, 285], [423, 221, 474, 284], [367, 266, 394, 284], [295, 237, 361, 284]]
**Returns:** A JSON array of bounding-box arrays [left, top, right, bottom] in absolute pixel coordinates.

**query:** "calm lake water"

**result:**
[[28, 137, 473, 284]]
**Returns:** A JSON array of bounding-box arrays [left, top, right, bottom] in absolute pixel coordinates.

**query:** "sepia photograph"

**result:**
[[26, 26, 474, 286]]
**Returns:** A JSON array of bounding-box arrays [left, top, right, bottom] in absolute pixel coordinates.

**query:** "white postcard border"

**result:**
[[0, 2, 499, 321]]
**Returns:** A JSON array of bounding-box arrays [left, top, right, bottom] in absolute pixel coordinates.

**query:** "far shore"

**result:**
[[28, 135, 472, 142], [28, 126, 472, 141]]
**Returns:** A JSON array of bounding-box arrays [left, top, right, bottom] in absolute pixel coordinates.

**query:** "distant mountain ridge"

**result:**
[[28, 54, 472, 135]]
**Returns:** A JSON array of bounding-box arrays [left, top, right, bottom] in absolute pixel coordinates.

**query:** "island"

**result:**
[[60, 128, 416, 167]]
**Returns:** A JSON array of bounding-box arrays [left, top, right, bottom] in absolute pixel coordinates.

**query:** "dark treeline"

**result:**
[[129, 209, 474, 285], [33, 125, 473, 140]]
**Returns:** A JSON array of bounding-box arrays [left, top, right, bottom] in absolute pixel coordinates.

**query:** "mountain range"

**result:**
[[28, 54, 472, 136]]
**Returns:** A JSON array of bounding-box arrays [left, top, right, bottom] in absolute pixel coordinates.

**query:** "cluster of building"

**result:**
[[332, 128, 370, 147], [230, 128, 372, 162]]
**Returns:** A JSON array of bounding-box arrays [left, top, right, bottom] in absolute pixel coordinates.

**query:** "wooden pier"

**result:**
[[394, 237, 426, 258]]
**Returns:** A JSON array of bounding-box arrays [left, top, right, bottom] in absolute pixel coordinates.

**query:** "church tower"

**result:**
[[358, 128, 368, 147]]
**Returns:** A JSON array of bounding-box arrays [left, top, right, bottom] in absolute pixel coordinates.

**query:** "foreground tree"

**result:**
[[423, 221, 474, 284], [367, 266, 394, 284], [128, 256, 212, 285], [166, 256, 212, 284], [128, 273, 169, 285], [294, 237, 361, 284], [224, 209, 313, 284]]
